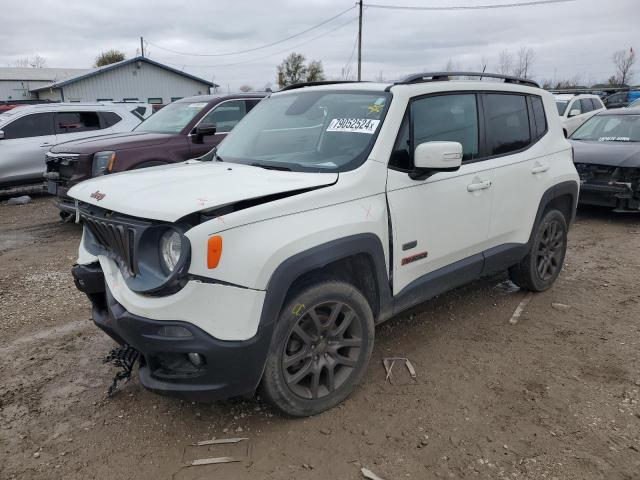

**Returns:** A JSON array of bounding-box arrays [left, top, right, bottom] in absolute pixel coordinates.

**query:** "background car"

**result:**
[[45, 93, 266, 218], [627, 98, 640, 109], [570, 109, 640, 211], [0, 102, 145, 188], [554, 93, 606, 137], [603, 90, 640, 109]]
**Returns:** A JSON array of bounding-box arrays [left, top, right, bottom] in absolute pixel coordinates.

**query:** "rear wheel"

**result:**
[[260, 279, 374, 417], [509, 209, 567, 292]]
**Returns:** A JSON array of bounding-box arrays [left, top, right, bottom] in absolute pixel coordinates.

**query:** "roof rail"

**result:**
[[279, 80, 364, 91], [392, 72, 539, 89]]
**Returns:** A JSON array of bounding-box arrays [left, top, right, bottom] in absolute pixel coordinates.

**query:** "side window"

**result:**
[[389, 113, 411, 170], [569, 99, 582, 115], [245, 99, 261, 113], [100, 111, 123, 127], [131, 107, 147, 120], [2, 113, 54, 139], [484, 94, 531, 156], [411, 94, 479, 161], [200, 100, 247, 133], [530, 96, 547, 139], [55, 111, 102, 134], [591, 98, 604, 110], [580, 99, 594, 113]]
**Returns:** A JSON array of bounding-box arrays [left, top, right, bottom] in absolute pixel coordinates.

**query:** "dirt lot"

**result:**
[[1, 196, 639, 480]]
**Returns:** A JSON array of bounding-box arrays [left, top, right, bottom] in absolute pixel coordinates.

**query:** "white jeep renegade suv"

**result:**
[[69, 72, 579, 416]]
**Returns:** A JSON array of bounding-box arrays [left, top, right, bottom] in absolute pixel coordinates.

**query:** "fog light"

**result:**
[[188, 352, 204, 367], [157, 325, 192, 338]]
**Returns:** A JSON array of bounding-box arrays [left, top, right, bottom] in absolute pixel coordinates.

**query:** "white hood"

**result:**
[[68, 161, 338, 222]]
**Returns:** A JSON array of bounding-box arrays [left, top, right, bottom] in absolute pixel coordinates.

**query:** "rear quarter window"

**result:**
[[100, 111, 123, 127], [530, 96, 547, 139]]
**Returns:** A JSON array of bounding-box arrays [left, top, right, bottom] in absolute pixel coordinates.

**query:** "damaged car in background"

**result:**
[[570, 109, 640, 211]]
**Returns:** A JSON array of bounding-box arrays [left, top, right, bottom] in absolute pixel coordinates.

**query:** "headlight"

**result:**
[[92, 151, 116, 177], [159, 230, 183, 274]]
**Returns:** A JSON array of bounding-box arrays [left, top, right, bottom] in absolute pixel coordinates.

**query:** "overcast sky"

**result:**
[[2, 0, 637, 90]]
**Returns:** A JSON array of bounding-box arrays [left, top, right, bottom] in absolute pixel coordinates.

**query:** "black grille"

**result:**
[[83, 216, 137, 274]]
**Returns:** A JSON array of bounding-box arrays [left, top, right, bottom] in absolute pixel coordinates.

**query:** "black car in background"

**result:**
[[570, 109, 640, 211]]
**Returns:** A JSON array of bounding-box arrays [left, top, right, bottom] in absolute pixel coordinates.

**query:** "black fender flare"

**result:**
[[257, 233, 392, 328], [529, 180, 579, 244]]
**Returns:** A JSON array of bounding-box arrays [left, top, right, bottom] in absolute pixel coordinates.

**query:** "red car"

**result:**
[[45, 94, 266, 219]]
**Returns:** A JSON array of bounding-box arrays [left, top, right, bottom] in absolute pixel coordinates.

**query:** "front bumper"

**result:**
[[72, 263, 274, 401], [578, 181, 640, 211]]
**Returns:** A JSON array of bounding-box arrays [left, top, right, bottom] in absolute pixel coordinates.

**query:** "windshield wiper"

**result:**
[[251, 162, 291, 171]]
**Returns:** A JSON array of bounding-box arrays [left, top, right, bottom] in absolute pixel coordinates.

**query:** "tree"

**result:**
[[496, 50, 513, 76], [612, 47, 636, 86], [95, 49, 126, 68], [239, 85, 253, 92], [11, 55, 46, 68], [513, 47, 535, 79], [306, 60, 325, 82], [276, 53, 325, 88]]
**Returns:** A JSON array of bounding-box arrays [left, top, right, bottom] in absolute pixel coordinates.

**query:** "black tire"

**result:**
[[509, 209, 568, 292], [260, 279, 375, 417]]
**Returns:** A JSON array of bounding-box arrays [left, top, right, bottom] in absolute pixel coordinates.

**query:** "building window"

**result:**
[[170, 97, 183, 102], [123, 98, 139, 102], [97, 98, 113, 102], [148, 98, 163, 104], [69, 98, 82, 103]]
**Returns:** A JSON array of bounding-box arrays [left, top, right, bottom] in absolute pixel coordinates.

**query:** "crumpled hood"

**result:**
[[68, 161, 338, 222], [50, 131, 174, 154], [571, 140, 640, 168]]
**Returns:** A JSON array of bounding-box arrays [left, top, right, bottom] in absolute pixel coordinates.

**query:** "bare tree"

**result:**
[[496, 50, 513, 76], [10, 55, 46, 68], [612, 47, 636, 86], [374, 70, 385, 82], [443, 58, 461, 72], [513, 47, 535, 79], [238, 85, 253, 92], [339, 65, 353, 80], [95, 49, 126, 67]]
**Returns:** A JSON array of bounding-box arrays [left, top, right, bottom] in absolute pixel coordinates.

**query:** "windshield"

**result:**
[[134, 101, 208, 134], [571, 114, 640, 142], [629, 99, 640, 109], [214, 90, 390, 172], [555, 100, 569, 116]]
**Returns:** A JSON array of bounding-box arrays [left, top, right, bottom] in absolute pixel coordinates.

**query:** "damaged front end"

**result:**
[[575, 163, 640, 212]]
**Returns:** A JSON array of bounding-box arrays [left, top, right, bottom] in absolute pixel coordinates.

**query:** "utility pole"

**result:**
[[357, 0, 363, 81], [140, 37, 145, 58]]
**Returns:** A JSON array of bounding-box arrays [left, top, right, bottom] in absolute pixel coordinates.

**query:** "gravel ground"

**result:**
[[1, 196, 639, 480]]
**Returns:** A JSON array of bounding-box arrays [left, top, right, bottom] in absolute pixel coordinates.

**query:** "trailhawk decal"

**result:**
[[327, 118, 380, 134]]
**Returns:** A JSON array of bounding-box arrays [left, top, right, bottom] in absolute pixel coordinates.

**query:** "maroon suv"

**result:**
[[45, 93, 266, 219]]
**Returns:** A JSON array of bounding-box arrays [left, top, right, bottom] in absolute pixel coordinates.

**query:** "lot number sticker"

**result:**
[[327, 118, 380, 134]]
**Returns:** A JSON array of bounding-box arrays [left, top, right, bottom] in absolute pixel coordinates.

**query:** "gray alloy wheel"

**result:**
[[260, 279, 374, 417], [509, 209, 568, 292]]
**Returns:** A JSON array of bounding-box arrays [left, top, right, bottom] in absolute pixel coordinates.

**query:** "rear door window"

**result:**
[[483, 94, 531, 156], [55, 111, 102, 134], [2, 112, 55, 139], [569, 100, 582, 115]]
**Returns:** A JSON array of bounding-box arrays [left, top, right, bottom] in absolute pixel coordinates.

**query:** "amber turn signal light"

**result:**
[[207, 236, 222, 268]]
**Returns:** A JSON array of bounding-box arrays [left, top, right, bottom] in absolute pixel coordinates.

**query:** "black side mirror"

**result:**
[[194, 123, 217, 143]]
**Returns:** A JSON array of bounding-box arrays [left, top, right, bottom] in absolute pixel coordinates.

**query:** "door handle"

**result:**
[[467, 179, 491, 192], [531, 162, 550, 174]]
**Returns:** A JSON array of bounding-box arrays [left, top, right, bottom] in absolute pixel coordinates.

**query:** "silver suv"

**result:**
[[0, 103, 145, 188]]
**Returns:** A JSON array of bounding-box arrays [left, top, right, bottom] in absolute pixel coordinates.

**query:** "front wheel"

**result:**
[[260, 279, 375, 417], [509, 209, 568, 292]]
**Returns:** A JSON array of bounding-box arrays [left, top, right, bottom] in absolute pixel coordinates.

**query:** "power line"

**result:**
[[146, 5, 355, 57], [154, 15, 359, 69], [364, 0, 576, 11]]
